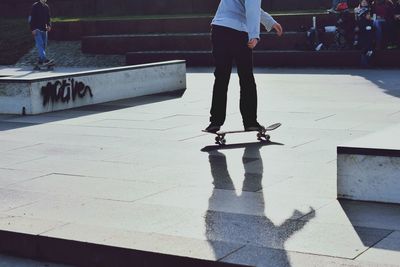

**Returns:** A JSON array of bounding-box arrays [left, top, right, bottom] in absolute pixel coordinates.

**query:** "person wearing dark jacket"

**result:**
[[357, 8, 375, 65], [29, 0, 52, 65]]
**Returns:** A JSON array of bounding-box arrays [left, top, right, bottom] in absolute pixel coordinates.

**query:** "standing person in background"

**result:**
[[29, 0, 53, 66], [204, 0, 283, 133]]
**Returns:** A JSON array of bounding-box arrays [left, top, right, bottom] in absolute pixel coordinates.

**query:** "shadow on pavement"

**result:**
[[0, 89, 186, 132], [201, 141, 284, 153], [340, 199, 400, 251], [203, 142, 315, 266]]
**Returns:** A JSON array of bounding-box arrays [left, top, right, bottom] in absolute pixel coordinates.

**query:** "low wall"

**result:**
[[50, 13, 336, 41], [0, 61, 186, 115], [337, 125, 400, 204], [1, 0, 331, 18], [126, 50, 400, 68]]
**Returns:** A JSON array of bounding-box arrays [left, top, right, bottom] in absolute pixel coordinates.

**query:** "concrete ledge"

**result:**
[[258, 50, 400, 67], [0, 230, 243, 267], [51, 17, 213, 41], [126, 50, 400, 68], [127, 51, 214, 67], [0, 61, 186, 115], [82, 33, 213, 54], [254, 50, 363, 67], [337, 125, 400, 204], [82, 32, 326, 55], [51, 13, 335, 41]]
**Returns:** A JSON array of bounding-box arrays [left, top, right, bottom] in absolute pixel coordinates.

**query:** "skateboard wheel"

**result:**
[[220, 139, 226, 145], [257, 134, 270, 142]]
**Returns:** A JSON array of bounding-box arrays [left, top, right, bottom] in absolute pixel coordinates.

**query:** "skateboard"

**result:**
[[33, 60, 55, 71], [202, 123, 282, 145]]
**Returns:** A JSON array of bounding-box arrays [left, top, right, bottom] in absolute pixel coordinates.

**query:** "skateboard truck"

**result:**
[[203, 123, 281, 146], [33, 60, 55, 71], [214, 131, 270, 145]]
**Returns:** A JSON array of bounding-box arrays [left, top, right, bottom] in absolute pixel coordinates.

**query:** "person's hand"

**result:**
[[46, 25, 51, 32], [273, 23, 283, 36], [247, 38, 259, 49], [32, 29, 37, 36]]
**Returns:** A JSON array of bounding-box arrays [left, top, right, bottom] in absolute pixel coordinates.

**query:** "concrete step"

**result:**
[[82, 32, 324, 55], [0, 230, 243, 267], [126, 50, 400, 68], [127, 51, 214, 67], [337, 124, 400, 204], [51, 13, 336, 41], [1, 0, 332, 18]]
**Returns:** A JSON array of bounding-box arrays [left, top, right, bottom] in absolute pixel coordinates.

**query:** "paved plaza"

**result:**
[[0, 67, 400, 266]]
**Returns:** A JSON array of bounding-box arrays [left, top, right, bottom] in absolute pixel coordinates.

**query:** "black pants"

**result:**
[[210, 25, 258, 127]]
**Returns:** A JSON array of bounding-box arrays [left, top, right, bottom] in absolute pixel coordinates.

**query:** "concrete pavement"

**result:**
[[0, 67, 399, 266]]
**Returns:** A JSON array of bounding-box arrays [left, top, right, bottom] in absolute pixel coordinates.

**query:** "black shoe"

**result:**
[[204, 123, 221, 133], [244, 123, 266, 132]]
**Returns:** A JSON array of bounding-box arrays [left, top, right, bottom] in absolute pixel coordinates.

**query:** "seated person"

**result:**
[[355, 0, 371, 14], [354, 0, 372, 46], [357, 8, 375, 65]]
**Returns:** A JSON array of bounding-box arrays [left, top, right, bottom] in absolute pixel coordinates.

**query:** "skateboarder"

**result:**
[[29, 0, 53, 66], [204, 0, 283, 133]]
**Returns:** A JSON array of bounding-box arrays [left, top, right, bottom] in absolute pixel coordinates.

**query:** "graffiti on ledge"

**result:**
[[41, 78, 93, 106]]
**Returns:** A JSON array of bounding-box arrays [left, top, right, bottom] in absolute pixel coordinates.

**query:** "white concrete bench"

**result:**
[[337, 124, 400, 204], [0, 60, 186, 115]]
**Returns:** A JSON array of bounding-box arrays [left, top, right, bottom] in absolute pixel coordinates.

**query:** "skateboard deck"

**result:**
[[33, 60, 55, 71], [202, 123, 281, 145]]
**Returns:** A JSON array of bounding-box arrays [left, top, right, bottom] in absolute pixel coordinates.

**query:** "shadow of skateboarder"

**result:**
[[204, 142, 315, 266]]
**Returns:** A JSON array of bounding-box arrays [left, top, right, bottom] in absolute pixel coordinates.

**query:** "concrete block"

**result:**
[[337, 124, 400, 204], [0, 61, 186, 115]]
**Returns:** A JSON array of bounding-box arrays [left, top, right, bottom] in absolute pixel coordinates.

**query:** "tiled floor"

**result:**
[[0, 67, 399, 266]]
